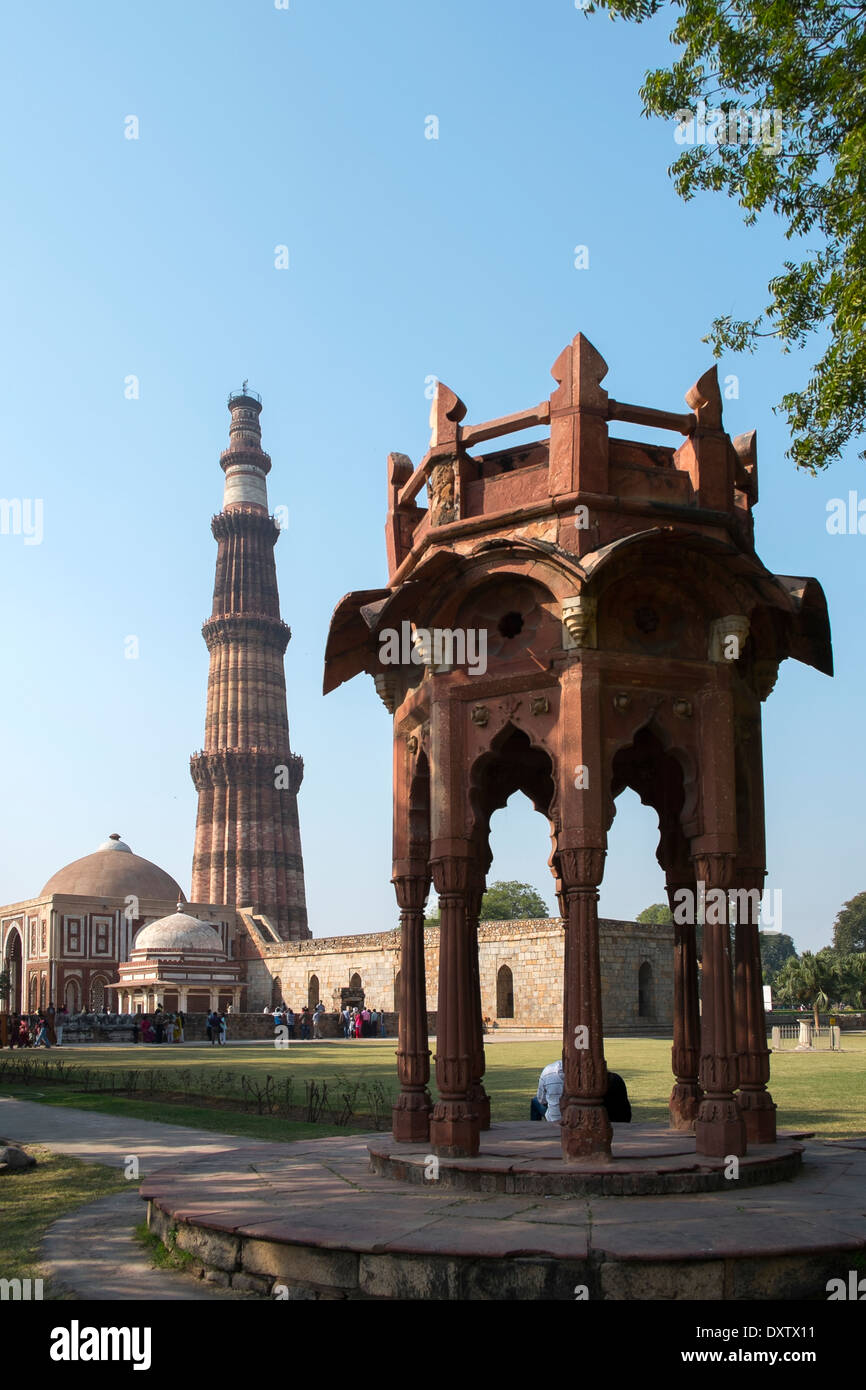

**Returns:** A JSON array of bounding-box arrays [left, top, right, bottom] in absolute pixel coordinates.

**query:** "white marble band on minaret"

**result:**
[[220, 387, 272, 513]]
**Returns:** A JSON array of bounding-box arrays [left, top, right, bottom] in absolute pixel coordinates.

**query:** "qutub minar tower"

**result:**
[[189, 387, 310, 941]]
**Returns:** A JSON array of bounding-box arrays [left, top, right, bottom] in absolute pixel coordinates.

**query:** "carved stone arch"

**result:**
[[407, 748, 431, 862], [608, 720, 696, 873], [461, 541, 588, 603], [393, 547, 588, 650], [469, 721, 556, 826], [588, 532, 761, 660]]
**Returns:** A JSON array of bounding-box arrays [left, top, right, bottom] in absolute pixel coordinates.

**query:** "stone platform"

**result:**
[[369, 1123, 803, 1195], [140, 1122, 866, 1300]]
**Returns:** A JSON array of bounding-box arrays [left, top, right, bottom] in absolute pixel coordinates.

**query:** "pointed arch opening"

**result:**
[[496, 964, 514, 1019], [4, 925, 23, 1013], [638, 960, 655, 1018]]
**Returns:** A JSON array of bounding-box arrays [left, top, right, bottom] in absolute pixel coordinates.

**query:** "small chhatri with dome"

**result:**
[[113, 900, 243, 1015]]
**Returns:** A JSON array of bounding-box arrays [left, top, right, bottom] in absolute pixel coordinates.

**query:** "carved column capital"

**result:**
[[558, 846, 606, 890], [692, 851, 737, 890], [562, 595, 597, 649], [430, 856, 475, 899], [392, 873, 431, 913]]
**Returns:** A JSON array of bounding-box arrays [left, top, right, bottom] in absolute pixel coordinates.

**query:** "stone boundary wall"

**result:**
[[243, 917, 674, 1033]]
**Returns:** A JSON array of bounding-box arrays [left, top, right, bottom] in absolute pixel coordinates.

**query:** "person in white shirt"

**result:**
[[534, 1060, 564, 1122], [531, 1060, 632, 1123]]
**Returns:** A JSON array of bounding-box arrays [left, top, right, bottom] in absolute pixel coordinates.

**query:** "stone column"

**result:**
[[429, 855, 479, 1158], [694, 853, 747, 1157], [466, 869, 490, 1130], [734, 873, 777, 1143], [391, 871, 433, 1142], [667, 878, 702, 1131], [558, 847, 612, 1160]]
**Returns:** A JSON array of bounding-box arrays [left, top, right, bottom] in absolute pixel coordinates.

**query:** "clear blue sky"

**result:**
[[0, 1, 861, 951]]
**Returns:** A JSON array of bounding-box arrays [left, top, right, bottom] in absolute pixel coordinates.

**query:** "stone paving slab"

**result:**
[[381, 1216, 591, 1259]]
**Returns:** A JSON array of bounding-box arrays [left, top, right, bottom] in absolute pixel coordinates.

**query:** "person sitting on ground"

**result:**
[[530, 1059, 632, 1124]]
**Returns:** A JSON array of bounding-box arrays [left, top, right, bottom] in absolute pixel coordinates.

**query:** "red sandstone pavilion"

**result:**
[[324, 330, 832, 1163]]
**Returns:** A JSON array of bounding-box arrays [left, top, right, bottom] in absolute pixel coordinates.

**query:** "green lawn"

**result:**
[[3, 1035, 865, 1137], [0, 1146, 127, 1293]]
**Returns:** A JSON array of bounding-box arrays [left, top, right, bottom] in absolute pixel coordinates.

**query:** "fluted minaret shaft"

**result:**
[[190, 389, 309, 940]]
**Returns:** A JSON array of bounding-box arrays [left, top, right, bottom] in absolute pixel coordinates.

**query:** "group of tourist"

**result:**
[[137, 1006, 187, 1044], [340, 1004, 384, 1038], [269, 1002, 323, 1039], [3, 1003, 68, 1048], [265, 1002, 387, 1040]]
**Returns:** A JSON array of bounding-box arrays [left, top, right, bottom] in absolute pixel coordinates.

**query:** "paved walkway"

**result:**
[[0, 1096, 290, 1300]]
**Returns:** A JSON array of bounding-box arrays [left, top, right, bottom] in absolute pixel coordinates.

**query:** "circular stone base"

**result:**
[[368, 1122, 804, 1196], [139, 1129, 866, 1301]]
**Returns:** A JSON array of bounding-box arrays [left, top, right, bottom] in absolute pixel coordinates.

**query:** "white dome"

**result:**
[[133, 912, 225, 956]]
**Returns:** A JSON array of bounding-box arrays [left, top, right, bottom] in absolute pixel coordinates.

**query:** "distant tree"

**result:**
[[636, 903, 673, 925], [425, 880, 550, 924], [759, 932, 797, 980], [832, 892, 866, 955], [815, 947, 866, 1010], [838, 953, 866, 1009], [480, 881, 550, 921]]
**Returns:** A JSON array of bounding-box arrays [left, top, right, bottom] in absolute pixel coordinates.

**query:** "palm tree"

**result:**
[[775, 952, 838, 1029]]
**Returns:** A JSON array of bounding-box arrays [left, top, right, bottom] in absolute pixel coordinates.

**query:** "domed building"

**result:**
[[41, 835, 183, 902], [112, 904, 243, 1015], [0, 834, 236, 1014]]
